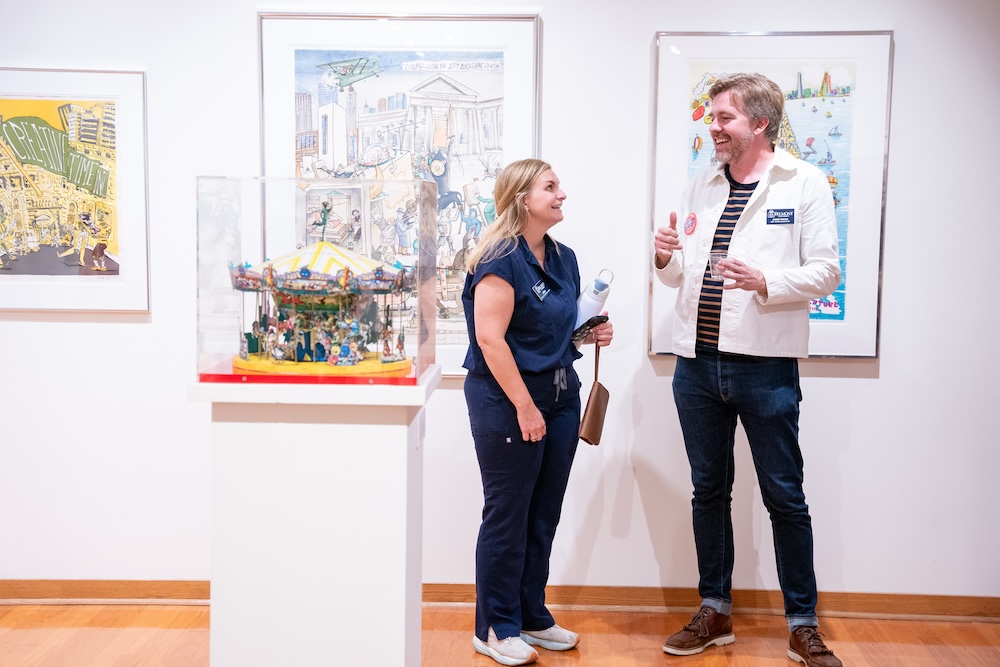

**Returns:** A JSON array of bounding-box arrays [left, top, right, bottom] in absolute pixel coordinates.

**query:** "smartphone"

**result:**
[[571, 315, 609, 342]]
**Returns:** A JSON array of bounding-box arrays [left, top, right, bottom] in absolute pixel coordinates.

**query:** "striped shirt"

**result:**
[[695, 167, 758, 350]]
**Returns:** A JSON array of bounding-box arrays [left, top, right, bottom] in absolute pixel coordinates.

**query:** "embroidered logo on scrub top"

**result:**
[[684, 212, 697, 235], [767, 209, 795, 224], [532, 279, 551, 302]]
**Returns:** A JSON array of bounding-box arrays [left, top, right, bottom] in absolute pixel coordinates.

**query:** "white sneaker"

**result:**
[[473, 627, 538, 666], [521, 624, 580, 651]]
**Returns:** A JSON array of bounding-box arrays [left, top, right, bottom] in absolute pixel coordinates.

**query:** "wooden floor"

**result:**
[[1, 603, 999, 666], [0, 604, 209, 666]]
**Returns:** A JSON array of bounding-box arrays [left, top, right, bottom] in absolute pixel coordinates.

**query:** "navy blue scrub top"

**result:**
[[462, 235, 582, 375]]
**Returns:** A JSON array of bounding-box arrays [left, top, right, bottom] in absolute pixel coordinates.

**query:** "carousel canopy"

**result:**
[[229, 241, 412, 297]]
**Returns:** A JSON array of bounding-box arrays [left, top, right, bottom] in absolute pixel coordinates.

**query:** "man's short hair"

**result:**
[[709, 73, 785, 144]]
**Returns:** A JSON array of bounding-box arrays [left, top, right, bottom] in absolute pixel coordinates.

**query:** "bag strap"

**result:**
[[594, 343, 600, 381]]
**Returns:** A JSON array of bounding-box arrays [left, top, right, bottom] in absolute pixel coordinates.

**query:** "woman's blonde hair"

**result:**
[[466, 158, 552, 273]]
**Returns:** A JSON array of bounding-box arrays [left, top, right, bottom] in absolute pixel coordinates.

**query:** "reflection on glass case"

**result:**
[[197, 177, 437, 385]]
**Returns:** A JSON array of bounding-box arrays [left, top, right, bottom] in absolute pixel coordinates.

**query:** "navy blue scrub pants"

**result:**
[[464, 367, 581, 642]]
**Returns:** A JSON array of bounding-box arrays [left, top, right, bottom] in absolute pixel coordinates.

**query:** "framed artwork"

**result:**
[[647, 32, 894, 357], [0, 67, 150, 312], [259, 13, 542, 375]]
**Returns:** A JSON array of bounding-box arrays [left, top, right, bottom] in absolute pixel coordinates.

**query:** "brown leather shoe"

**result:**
[[662, 606, 735, 656], [788, 626, 843, 667]]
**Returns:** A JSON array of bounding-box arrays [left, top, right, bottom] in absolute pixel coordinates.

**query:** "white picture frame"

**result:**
[[0, 67, 150, 312], [648, 32, 894, 357], [259, 13, 542, 375]]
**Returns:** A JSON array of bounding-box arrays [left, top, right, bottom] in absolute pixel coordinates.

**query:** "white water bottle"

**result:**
[[576, 269, 614, 329]]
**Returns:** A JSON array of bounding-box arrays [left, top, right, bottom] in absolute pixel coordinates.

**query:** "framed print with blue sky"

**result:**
[[647, 32, 893, 357]]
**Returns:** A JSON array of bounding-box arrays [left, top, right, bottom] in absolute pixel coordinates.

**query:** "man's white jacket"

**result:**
[[655, 148, 841, 359]]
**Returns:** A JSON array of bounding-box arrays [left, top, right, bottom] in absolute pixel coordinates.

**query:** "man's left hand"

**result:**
[[718, 258, 768, 297]]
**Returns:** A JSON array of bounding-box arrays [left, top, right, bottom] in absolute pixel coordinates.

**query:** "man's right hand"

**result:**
[[653, 211, 682, 269]]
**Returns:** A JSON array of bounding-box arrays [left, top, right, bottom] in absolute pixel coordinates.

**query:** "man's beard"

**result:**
[[714, 129, 753, 165]]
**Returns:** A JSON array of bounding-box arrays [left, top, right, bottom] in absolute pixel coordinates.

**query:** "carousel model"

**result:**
[[228, 240, 416, 378]]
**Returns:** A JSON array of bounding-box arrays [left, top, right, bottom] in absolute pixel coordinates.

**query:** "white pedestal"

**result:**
[[190, 367, 441, 667]]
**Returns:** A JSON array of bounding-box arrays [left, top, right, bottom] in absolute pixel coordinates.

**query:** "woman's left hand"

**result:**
[[589, 319, 613, 347]]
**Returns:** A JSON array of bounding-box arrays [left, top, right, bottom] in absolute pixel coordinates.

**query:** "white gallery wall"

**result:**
[[2, 0, 998, 600]]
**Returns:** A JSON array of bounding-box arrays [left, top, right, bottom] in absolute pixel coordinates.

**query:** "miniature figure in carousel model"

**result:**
[[379, 305, 408, 363], [383, 324, 394, 358], [227, 240, 416, 379]]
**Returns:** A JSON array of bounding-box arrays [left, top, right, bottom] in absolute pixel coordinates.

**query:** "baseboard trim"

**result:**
[[422, 584, 1000, 621], [0, 580, 209, 601], [3, 581, 996, 620]]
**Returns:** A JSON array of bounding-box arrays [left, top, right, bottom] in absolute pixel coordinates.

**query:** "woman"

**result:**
[[462, 159, 613, 666]]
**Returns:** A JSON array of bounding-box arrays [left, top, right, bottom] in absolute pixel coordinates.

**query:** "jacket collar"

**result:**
[[710, 147, 798, 183]]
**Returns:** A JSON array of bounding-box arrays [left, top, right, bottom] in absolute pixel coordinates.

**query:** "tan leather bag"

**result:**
[[579, 344, 609, 445]]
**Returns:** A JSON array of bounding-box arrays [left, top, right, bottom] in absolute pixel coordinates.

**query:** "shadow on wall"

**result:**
[[558, 358, 702, 588]]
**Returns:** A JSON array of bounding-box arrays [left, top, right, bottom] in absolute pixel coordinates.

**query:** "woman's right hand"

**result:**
[[653, 211, 682, 268]]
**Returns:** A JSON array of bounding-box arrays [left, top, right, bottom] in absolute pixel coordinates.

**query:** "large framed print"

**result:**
[[259, 13, 541, 375], [647, 32, 893, 357], [0, 67, 150, 312]]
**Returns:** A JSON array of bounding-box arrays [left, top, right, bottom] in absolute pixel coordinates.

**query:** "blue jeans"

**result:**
[[465, 368, 581, 641], [672, 351, 818, 625]]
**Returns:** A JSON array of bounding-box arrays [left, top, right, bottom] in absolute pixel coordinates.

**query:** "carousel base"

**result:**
[[196, 354, 416, 385], [232, 354, 412, 377]]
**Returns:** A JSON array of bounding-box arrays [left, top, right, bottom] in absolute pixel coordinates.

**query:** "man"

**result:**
[[653, 73, 843, 667]]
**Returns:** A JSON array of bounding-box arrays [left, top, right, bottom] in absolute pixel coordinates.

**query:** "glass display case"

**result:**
[[196, 177, 437, 385]]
